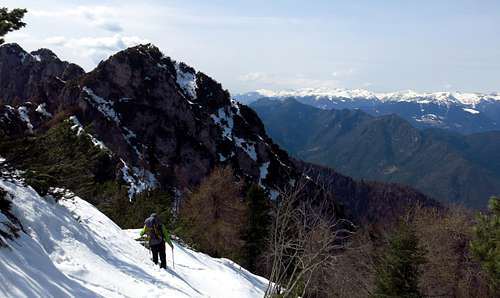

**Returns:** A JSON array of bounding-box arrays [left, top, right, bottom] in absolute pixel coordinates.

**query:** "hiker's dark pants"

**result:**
[[151, 241, 166, 269]]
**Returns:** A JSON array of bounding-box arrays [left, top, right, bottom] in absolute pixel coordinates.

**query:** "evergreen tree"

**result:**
[[471, 196, 500, 290], [0, 7, 27, 45], [244, 184, 272, 273], [372, 220, 427, 298]]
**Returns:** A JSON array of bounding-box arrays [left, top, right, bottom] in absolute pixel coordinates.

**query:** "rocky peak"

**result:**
[[83, 44, 231, 112], [49, 44, 298, 197], [30, 48, 59, 62], [0, 43, 85, 109], [0, 43, 298, 199]]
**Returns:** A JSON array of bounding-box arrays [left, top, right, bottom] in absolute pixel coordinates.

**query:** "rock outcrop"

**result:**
[[0, 43, 297, 198]]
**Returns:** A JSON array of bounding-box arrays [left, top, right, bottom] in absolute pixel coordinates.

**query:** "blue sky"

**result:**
[[4, 0, 500, 93]]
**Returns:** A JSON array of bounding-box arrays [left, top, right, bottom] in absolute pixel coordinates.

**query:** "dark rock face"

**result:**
[[0, 43, 297, 196], [0, 102, 51, 138], [0, 44, 84, 111], [0, 104, 27, 137]]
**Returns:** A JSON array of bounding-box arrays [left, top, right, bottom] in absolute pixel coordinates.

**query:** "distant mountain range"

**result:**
[[237, 88, 500, 134], [250, 98, 500, 209]]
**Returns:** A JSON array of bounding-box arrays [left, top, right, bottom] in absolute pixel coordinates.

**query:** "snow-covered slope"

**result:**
[[0, 173, 269, 298]]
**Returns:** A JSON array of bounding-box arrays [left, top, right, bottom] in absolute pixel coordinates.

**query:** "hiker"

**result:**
[[140, 213, 174, 269]]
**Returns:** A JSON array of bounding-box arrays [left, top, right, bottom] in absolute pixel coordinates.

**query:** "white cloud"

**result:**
[[44, 36, 66, 46], [239, 72, 340, 89], [30, 4, 291, 32], [64, 35, 147, 51], [71, 35, 148, 63], [29, 3, 308, 31], [30, 6, 123, 32], [43, 34, 148, 64], [93, 20, 123, 33]]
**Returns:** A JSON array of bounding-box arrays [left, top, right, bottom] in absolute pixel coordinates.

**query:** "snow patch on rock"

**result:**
[[269, 189, 279, 201], [121, 127, 144, 159], [210, 105, 262, 162], [18, 52, 32, 64], [231, 100, 242, 116], [259, 162, 270, 186], [174, 62, 197, 100], [463, 108, 480, 115], [414, 114, 443, 125], [219, 152, 234, 162], [35, 103, 52, 118], [83, 87, 121, 124], [1, 105, 15, 122], [123, 127, 137, 142], [234, 137, 257, 161], [69, 116, 110, 152], [211, 108, 234, 140], [120, 159, 158, 199], [17, 106, 33, 133]]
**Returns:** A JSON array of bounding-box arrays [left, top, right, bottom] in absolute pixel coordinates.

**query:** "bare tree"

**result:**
[[323, 229, 377, 298], [180, 166, 248, 261], [325, 204, 494, 298], [413, 205, 493, 298], [264, 177, 351, 298]]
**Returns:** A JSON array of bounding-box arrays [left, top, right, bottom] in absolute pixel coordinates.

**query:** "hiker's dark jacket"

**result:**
[[140, 214, 173, 248]]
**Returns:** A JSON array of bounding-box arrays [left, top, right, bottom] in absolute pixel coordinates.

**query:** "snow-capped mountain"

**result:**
[[236, 88, 500, 133], [250, 98, 500, 209], [0, 160, 269, 298], [245, 88, 500, 105]]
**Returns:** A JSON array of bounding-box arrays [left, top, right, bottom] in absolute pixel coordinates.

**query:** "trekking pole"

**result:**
[[172, 246, 175, 269]]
